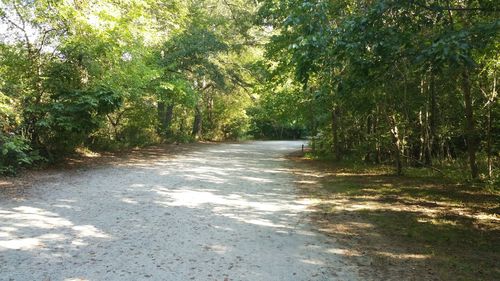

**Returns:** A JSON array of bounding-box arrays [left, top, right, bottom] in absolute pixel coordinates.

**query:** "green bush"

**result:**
[[0, 134, 44, 175], [37, 87, 123, 157]]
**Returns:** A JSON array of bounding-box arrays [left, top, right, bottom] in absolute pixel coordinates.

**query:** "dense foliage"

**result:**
[[0, 0, 260, 173], [0, 0, 498, 181], [258, 0, 499, 181]]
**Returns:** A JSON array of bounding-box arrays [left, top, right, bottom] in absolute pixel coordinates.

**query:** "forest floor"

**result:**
[[287, 151, 500, 281], [0, 141, 364, 281]]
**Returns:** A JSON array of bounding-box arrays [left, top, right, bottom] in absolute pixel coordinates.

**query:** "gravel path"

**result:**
[[0, 141, 360, 281]]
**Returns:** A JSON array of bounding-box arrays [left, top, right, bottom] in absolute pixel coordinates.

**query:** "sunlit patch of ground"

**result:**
[[0, 143, 209, 199], [288, 152, 500, 281]]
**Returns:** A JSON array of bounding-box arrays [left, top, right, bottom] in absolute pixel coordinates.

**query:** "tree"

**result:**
[[258, 0, 499, 179]]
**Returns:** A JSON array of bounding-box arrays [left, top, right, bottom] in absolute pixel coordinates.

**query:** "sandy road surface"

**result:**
[[0, 141, 360, 281]]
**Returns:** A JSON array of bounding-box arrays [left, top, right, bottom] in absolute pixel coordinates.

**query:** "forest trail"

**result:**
[[0, 141, 361, 281]]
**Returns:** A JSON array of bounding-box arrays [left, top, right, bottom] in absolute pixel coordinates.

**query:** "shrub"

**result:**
[[0, 134, 44, 175]]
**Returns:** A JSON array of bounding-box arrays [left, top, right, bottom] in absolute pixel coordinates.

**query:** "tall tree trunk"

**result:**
[[331, 107, 341, 161], [157, 101, 166, 132], [429, 68, 437, 162], [191, 105, 202, 139], [462, 68, 479, 179], [419, 75, 433, 166], [419, 110, 425, 163], [206, 95, 213, 126], [487, 102, 492, 178], [365, 115, 372, 162], [374, 108, 381, 164], [424, 109, 432, 166], [389, 115, 403, 175], [180, 109, 186, 134], [486, 72, 496, 178], [158, 101, 175, 137], [164, 104, 174, 136]]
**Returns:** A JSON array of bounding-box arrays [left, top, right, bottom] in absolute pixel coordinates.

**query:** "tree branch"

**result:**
[[410, 0, 499, 12]]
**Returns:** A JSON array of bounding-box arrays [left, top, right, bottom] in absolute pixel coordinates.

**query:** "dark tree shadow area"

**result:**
[[288, 154, 500, 281]]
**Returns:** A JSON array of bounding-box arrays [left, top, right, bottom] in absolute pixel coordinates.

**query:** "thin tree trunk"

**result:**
[[419, 109, 425, 163], [331, 107, 341, 161], [164, 104, 174, 136], [487, 103, 492, 178], [419, 75, 432, 166], [180, 110, 186, 135], [424, 109, 432, 166], [389, 115, 403, 175], [462, 68, 479, 179], [374, 108, 381, 164], [429, 68, 437, 162], [365, 115, 372, 162], [157, 101, 166, 132], [487, 72, 496, 178]]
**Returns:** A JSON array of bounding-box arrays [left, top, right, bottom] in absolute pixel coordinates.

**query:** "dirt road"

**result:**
[[0, 141, 360, 281]]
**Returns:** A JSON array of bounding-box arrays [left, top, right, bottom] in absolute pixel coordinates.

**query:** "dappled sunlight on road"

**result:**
[[376, 251, 431, 260], [0, 205, 111, 253], [154, 188, 311, 212], [0, 141, 361, 281]]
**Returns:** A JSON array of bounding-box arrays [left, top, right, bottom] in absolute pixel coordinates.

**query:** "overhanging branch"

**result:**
[[410, 0, 499, 13]]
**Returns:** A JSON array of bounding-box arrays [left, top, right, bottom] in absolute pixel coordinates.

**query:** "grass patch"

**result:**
[[289, 153, 500, 281]]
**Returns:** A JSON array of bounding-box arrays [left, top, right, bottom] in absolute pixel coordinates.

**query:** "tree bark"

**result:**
[[331, 107, 341, 161], [164, 104, 174, 136], [374, 108, 381, 164], [487, 102, 492, 178], [158, 101, 175, 137], [191, 105, 202, 139], [462, 68, 479, 179], [486, 72, 496, 178], [389, 115, 403, 175], [424, 109, 432, 166], [419, 109, 425, 163], [157, 101, 166, 131], [428, 68, 437, 162], [419, 75, 433, 166], [365, 115, 372, 162]]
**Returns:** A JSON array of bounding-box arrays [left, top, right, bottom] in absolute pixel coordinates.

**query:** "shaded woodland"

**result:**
[[0, 0, 498, 183]]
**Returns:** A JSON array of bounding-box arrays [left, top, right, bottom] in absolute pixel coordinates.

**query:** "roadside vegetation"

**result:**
[[1, 0, 498, 182], [258, 0, 499, 186], [0, 0, 267, 174], [289, 151, 499, 281]]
